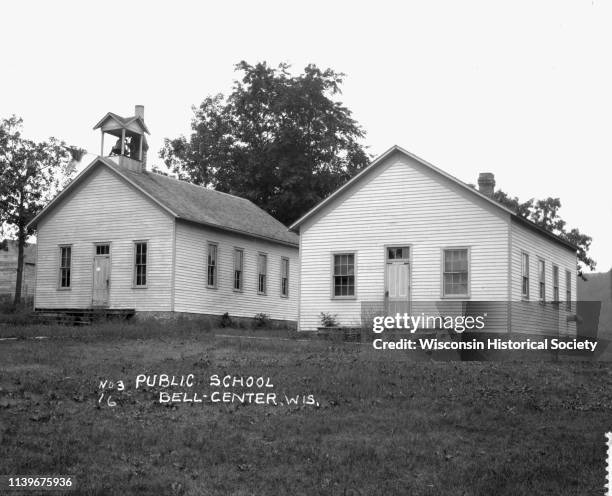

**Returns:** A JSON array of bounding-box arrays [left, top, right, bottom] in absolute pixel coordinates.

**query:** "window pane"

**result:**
[[59, 247, 71, 287], [566, 271, 572, 309], [281, 258, 289, 296], [333, 254, 355, 296], [135, 242, 147, 286], [443, 249, 468, 296], [258, 254, 267, 293], [234, 249, 243, 290], [207, 244, 217, 287]]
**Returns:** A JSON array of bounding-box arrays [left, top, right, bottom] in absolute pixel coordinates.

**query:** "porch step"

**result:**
[[34, 308, 135, 326]]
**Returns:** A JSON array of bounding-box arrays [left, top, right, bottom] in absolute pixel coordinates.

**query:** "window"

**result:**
[[280, 257, 289, 297], [333, 253, 355, 297], [552, 265, 559, 303], [442, 248, 469, 297], [96, 244, 110, 255], [538, 258, 546, 302], [257, 253, 267, 294], [207, 243, 217, 288], [521, 252, 530, 298], [134, 242, 147, 287], [233, 248, 243, 291], [59, 246, 71, 288], [387, 247, 410, 260], [566, 270, 572, 310]]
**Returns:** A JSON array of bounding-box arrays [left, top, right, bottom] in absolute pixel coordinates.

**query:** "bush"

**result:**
[[319, 312, 339, 327], [219, 312, 233, 328], [253, 312, 270, 328]]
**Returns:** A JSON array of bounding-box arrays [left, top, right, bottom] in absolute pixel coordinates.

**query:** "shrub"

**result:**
[[253, 312, 270, 328], [219, 312, 233, 328], [319, 312, 339, 327]]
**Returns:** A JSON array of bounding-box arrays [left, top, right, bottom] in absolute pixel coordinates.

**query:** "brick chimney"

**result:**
[[478, 172, 495, 197], [134, 105, 147, 171], [135, 105, 144, 120]]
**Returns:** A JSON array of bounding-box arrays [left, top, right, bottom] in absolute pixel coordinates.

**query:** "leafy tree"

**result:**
[[0, 116, 84, 304], [492, 190, 595, 279], [160, 61, 369, 225]]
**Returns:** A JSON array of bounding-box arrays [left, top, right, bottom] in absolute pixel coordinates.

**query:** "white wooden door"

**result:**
[[385, 246, 411, 315], [93, 256, 110, 306]]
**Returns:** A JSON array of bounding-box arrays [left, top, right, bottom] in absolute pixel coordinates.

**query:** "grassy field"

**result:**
[[0, 320, 611, 495]]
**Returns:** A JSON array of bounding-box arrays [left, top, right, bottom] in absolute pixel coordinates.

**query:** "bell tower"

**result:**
[[93, 105, 150, 172]]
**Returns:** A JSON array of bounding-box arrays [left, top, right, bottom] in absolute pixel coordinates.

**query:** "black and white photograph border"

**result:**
[[1, 1, 611, 495]]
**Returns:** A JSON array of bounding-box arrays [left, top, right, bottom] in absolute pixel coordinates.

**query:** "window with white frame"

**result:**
[[59, 245, 71, 288], [387, 247, 410, 261], [233, 248, 243, 291], [95, 244, 110, 255], [134, 242, 147, 287], [566, 270, 572, 310], [442, 248, 469, 297], [207, 243, 217, 288], [257, 253, 267, 295], [538, 258, 546, 301], [552, 265, 559, 303], [521, 252, 530, 298], [333, 253, 355, 297], [280, 257, 289, 297]]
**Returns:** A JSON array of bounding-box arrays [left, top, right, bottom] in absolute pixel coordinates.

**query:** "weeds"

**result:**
[[319, 312, 339, 327], [253, 312, 270, 328], [219, 312, 233, 328], [0, 325, 609, 495]]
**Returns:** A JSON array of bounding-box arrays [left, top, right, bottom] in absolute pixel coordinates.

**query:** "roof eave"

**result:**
[[27, 157, 102, 229], [99, 159, 178, 217], [288, 145, 577, 254], [176, 217, 299, 248], [289, 145, 516, 231], [511, 215, 578, 252], [93, 113, 150, 134], [92, 112, 122, 130], [289, 146, 401, 231], [28, 157, 179, 229]]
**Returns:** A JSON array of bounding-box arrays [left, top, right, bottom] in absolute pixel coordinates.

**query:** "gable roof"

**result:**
[[289, 145, 577, 252], [93, 112, 150, 135], [28, 157, 299, 247]]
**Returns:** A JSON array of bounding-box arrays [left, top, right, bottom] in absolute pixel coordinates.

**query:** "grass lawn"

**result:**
[[0, 320, 611, 495]]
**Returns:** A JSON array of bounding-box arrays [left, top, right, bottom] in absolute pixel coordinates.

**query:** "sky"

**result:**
[[1, 0, 610, 272]]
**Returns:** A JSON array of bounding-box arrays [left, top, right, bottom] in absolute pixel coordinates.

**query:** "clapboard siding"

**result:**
[[35, 166, 174, 311], [298, 151, 510, 331], [510, 220, 577, 336], [174, 221, 298, 321]]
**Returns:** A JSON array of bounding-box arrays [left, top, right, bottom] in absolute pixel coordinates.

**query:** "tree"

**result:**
[[0, 116, 84, 304], [492, 190, 595, 279], [160, 61, 370, 225]]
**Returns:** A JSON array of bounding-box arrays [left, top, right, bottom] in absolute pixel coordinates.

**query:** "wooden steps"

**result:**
[[34, 308, 135, 326]]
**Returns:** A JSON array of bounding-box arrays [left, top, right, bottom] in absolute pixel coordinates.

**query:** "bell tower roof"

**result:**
[[94, 105, 149, 172], [93, 111, 150, 136]]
